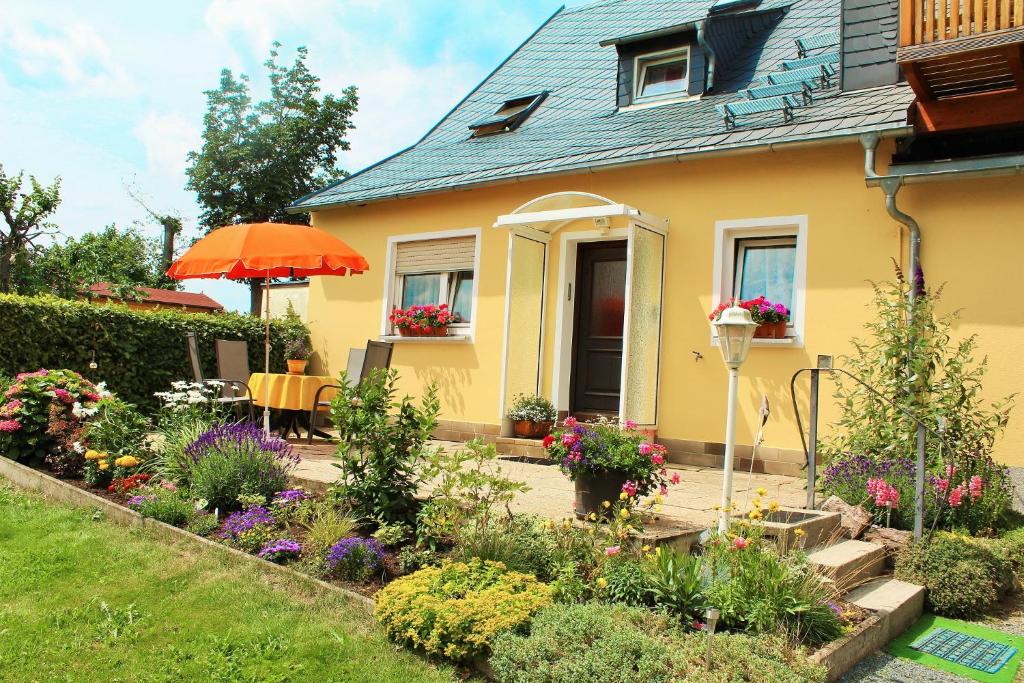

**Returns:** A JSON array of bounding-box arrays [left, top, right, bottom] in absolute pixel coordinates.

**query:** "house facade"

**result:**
[[290, 0, 1024, 471]]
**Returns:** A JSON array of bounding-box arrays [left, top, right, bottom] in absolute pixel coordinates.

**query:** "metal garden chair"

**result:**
[[306, 340, 394, 444], [184, 331, 254, 421]]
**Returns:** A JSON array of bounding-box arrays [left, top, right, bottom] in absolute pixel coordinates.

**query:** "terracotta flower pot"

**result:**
[[397, 325, 449, 337], [753, 321, 788, 339], [574, 470, 630, 520], [513, 420, 553, 439], [286, 359, 308, 375]]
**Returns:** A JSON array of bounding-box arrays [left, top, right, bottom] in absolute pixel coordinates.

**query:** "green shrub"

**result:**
[[331, 368, 439, 526], [490, 603, 825, 683], [186, 511, 220, 537], [151, 417, 215, 484], [126, 485, 194, 526], [895, 532, 1012, 618], [375, 559, 552, 662], [999, 527, 1024, 574], [0, 293, 302, 411], [298, 502, 359, 558], [371, 522, 409, 548], [84, 397, 150, 457], [647, 546, 704, 623], [600, 556, 653, 607], [396, 546, 440, 575], [454, 515, 558, 580]]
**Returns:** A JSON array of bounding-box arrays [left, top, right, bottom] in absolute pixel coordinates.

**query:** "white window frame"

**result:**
[[379, 228, 481, 342], [633, 47, 690, 105], [712, 215, 808, 347]]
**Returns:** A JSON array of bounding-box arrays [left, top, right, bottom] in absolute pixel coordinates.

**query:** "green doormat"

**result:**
[[910, 627, 1017, 674], [888, 614, 1024, 683]]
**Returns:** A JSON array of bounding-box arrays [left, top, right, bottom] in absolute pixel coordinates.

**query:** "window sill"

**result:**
[[711, 336, 802, 348], [380, 335, 474, 344]]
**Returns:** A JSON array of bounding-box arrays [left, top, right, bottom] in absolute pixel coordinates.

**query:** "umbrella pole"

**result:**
[[264, 271, 271, 436]]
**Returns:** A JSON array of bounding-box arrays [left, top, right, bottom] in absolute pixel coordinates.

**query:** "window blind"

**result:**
[[395, 236, 475, 274]]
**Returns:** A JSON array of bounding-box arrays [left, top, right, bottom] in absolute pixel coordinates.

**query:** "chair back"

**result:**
[[216, 339, 251, 397], [344, 348, 366, 386], [359, 340, 394, 382], [185, 332, 204, 383]]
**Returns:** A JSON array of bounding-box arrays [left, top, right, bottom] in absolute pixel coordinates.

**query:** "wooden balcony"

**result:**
[[898, 0, 1024, 131]]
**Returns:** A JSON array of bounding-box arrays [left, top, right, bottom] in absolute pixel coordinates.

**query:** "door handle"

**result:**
[[567, 282, 572, 301]]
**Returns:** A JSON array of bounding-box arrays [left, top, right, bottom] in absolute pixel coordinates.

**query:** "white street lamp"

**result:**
[[712, 301, 758, 532]]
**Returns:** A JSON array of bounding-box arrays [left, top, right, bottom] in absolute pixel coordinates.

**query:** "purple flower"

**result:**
[[220, 505, 276, 540], [258, 538, 302, 563], [126, 495, 153, 508], [273, 489, 309, 505], [186, 422, 295, 464], [326, 537, 384, 580]]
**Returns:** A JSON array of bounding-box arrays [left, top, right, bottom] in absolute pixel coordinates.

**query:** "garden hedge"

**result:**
[[0, 293, 302, 412]]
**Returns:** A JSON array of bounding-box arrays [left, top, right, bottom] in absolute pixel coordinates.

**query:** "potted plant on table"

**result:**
[[389, 304, 456, 337], [543, 417, 676, 519], [506, 393, 557, 439], [710, 296, 790, 339], [284, 337, 311, 375]]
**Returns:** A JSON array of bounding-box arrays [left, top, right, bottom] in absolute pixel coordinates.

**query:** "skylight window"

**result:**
[[468, 92, 548, 137], [634, 48, 689, 103]]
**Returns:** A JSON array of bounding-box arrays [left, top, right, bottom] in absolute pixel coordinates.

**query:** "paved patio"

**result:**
[[290, 439, 808, 528]]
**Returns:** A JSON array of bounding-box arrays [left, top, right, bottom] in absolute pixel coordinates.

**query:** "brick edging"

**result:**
[[0, 455, 375, 611]]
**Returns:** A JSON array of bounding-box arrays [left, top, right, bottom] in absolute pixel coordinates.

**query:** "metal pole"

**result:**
[[914, 422, 926, 539], [719, 366, 740, 532], [263, 271, 272, 436], [806, 355, 832, 510]]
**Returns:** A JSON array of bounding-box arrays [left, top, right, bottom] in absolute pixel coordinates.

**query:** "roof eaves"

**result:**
[[296, 119, 912, 212]]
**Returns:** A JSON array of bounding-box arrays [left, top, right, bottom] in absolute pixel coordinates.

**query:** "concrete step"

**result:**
[[760, 507, 843, 550], [806, 539, 887, 588], [494, 437, 549, 460], [845, 577, 925, 641]]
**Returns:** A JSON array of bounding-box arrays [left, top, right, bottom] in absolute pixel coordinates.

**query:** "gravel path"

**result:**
[[839, 652, 970, 682]]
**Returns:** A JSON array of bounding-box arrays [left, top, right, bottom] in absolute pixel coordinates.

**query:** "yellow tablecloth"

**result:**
[[249, 373, 339, 411]]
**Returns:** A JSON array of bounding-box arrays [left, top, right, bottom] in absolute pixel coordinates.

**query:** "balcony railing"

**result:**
[[900, 0, 1024, 46]]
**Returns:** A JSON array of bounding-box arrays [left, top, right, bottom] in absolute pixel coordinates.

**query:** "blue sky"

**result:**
[[0, 0, 584, 311]]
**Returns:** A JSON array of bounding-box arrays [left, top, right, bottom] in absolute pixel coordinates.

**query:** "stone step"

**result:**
[[759, 507, 842, 550], [806, 539, 887, 588], [845, 577, 925, 641], [494, 436, 549, 461]]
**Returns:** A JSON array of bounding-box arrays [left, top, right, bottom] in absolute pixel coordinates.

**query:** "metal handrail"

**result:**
[[790, 363, 957, 541]]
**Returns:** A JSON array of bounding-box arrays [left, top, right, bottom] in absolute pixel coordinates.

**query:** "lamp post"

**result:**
[[712, 301, 758, 532]]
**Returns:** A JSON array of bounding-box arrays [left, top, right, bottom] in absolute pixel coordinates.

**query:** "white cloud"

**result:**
[[204, 0, 329, 52], [133, 112, 201, 179], [0, 15, 135, 95]]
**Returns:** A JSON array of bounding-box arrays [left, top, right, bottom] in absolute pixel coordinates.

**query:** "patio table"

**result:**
[[248, 373, 339, 439]]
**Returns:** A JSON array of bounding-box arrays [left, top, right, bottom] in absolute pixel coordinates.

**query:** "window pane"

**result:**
[[736, 243, 796, 313], [401, 273, 440, 308], [451, 272, 473, 322], [640, 58, 687, 97]]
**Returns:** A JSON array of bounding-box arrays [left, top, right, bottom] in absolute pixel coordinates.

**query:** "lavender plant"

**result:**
[[183, 423, 298, 512]]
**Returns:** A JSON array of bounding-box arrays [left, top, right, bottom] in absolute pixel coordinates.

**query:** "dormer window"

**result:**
[[634, 48, 690, 103], [468, 92, 548, 137]]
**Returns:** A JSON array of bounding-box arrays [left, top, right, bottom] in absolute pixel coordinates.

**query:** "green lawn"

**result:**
[[0, 480, 453, 683]]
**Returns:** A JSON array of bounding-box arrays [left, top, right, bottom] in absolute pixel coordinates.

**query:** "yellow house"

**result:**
[[289, 0, 1024, 473]]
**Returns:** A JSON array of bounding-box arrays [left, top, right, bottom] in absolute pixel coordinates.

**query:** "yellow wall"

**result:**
[[306, 140, 1024, 466]]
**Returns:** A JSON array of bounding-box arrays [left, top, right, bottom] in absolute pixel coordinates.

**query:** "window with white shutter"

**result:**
[[385, 232, 479, 334]]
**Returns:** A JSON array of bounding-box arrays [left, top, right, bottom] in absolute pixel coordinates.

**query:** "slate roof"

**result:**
[[291, 0, 914, 211]]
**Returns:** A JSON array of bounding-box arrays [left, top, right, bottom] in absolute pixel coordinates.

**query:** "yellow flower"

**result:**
[[642, 545, 651, 553], [748, 509, 762, 520], [654, 505, 663, 512], [794, 528, 806, 538], [561, 520, 572, 530], [619, 492, 628, 501], [602, 500, 611, 509], [619, 508, 630, 519], [711, 504, 721, 511], [623, 525, 634, 534], [596, 577, 608, 589], [756, 486, 768, 497], [114, 455, 140, 468], [768, 500, 780, 513], [85, 449, 100, 460], [653, 494, 664, 504], [587, 513, 597, 522], [751, 498, 763, 510], [98, 461, 109, 471]]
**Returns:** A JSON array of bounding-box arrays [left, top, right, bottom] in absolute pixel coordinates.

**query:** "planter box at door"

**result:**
[[574, 471, 629, 519], [513, 420, 553, 439]]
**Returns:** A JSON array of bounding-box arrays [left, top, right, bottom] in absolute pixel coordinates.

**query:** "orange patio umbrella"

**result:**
[[167, 222, 369, 433]]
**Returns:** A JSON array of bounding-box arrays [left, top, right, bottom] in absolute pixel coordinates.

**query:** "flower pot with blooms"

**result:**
[[506, 393, 557, 439], [543, 417, 678, 519], [389, 304, 456, 337], [284, 336, 312, 375], [710, 296, 790, 338]]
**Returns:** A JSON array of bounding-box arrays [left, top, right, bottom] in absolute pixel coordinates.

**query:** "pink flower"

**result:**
[[52, 388, 74, 404], [561, 433, 577, 447], [651, 453, 665, 466], [638, 442, 653, 456], [1, 400, 22, 417], [0, 419, 21, 433], [161, 480, 178, 492], [624, 419, 637, 430], [4, 385, 22, 399], [732, 537, 748, 550], [693, 620, 705, 631], [621, 480, 638, 497], [605, 545, 621, 557], [563, 416, 577, 428], [946, 464, 958, 479], [936, 477, 950, 493], [659, 485, 668, 496], [867, 478, 899, 507], [948, 484, 964, 507], [671, 472, 681, 485], [969, 475, 983, 500]]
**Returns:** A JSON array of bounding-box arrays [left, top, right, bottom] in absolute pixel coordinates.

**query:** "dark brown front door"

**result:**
[[570, 241, 627, 414]]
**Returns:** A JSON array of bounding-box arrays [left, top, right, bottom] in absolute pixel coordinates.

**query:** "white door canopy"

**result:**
[[494, 191, 668, 235]]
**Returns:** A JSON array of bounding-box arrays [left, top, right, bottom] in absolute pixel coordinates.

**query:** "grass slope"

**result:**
[[0, 480, 453, 683]]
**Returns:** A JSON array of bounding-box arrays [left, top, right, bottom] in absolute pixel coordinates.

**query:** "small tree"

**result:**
[[185, 43, 358, 314], [0, 163, 61, 293]]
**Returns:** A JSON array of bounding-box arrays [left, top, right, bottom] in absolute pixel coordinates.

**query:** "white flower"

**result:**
[[95, 381, 113, 399], [171, 381, 188, 390], [72, 441, 85, 454], [204, 380, 224, 388]]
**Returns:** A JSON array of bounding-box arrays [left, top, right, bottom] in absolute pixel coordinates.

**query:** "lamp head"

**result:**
[[712, 302, 758, 368]]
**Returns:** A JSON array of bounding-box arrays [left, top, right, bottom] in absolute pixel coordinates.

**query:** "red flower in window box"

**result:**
[[390, 305, 455, 337]]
